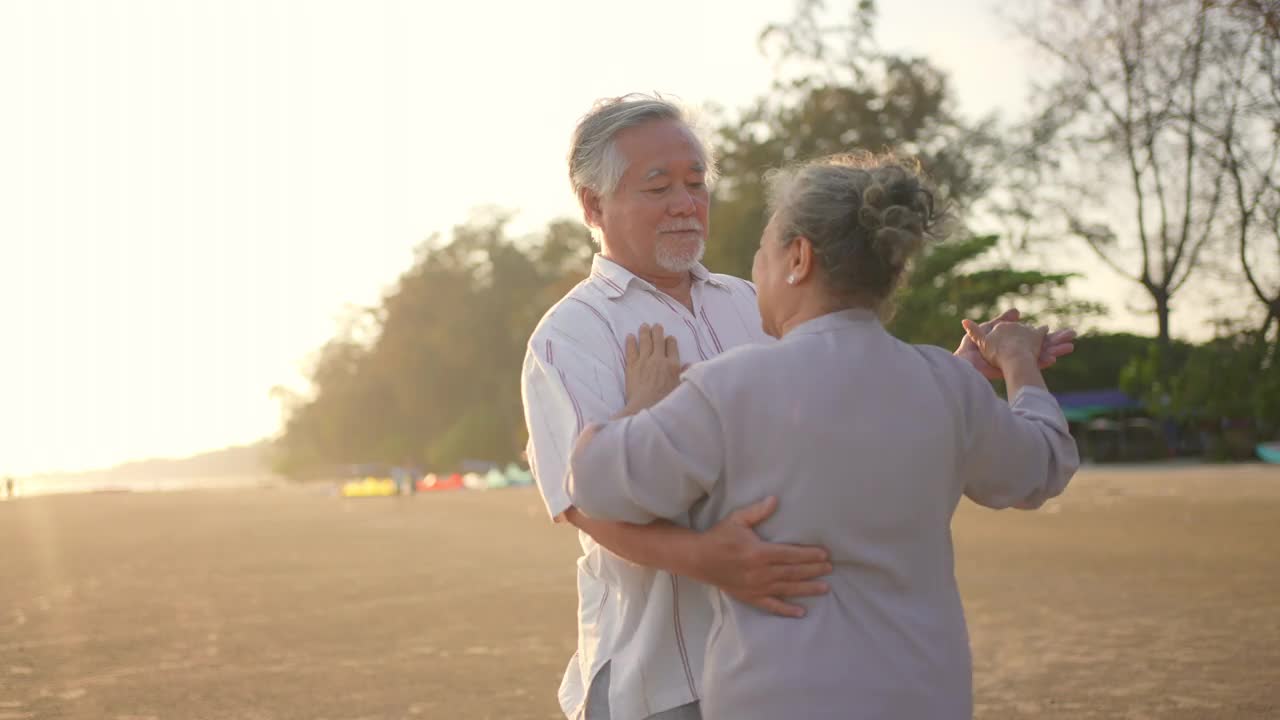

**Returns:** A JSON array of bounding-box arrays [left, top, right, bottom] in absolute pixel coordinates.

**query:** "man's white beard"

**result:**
[[655, 235, 706, 273]]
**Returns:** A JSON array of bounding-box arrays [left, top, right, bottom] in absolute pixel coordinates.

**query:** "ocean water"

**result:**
[[3, 475, 286, 498]]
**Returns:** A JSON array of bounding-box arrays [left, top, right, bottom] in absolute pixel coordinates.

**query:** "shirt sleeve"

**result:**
[[521, 322, 626, 522], [957, 365, 1081, 510], [566, 378, 725, 525]]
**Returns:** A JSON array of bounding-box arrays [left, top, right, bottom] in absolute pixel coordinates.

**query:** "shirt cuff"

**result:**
[[1010, 386, 1067, 427], [537, 476, 574, 524]]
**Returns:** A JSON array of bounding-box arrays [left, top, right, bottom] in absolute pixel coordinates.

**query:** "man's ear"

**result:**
[[579, 187, 604, 228]]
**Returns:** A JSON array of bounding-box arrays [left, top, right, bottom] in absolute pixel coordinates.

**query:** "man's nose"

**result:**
[[669, 186, 696, 216]]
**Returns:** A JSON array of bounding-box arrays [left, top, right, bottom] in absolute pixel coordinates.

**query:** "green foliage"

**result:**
[[706, 56, 993, 280], [272, 215, 594, 478], [1038, 333, 1184, 395], [1119, 329, 1280, 458], [887, 235, 1100, 350], [1122, 331, 1280, 428]]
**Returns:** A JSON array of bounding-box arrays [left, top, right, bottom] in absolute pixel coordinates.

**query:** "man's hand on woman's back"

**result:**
[[690, 496, 832, 619]]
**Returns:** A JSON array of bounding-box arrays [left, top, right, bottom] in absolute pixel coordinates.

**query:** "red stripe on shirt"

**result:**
[[681, 318, 711, 361], [651, 291, 680, 314], [557, 367, 584, 436], [700, 307, 726, 355], [596, 273, 627, 296]]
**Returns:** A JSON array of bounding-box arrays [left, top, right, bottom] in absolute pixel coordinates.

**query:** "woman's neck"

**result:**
[[777, 296, 873, 338]]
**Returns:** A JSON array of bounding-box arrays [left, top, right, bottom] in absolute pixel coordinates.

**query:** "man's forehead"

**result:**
[[641, 162, 706, 181], [616, 121, 705, 169]]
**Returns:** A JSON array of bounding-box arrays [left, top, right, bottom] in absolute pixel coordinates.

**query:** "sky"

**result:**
[[0, 0, 1206, 476]]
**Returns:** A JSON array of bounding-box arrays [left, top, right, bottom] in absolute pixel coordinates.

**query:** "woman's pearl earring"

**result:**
[[786, 274, 796, 285]]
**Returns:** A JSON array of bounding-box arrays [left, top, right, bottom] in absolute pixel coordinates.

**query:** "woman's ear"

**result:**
[[789, 236, 816, 284]]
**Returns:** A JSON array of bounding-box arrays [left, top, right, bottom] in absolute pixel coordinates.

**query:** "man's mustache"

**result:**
[[657, 220, 705, 234]]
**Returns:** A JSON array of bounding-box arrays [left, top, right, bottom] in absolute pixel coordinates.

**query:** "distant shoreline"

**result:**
[[3, 474, 289, 499]]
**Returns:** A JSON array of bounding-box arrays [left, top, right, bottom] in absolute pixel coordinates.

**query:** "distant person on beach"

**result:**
[[566, 152, 1080, 719], [391, 466, 410, 496], [520, 95, 1078, 720], [4, 476, 13, 499]]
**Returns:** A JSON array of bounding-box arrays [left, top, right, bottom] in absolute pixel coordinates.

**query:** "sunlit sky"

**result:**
[[0, 0, 1214, 476]]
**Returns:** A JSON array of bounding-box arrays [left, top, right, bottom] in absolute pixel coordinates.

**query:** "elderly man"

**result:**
[[521, 94, 1074, 720]]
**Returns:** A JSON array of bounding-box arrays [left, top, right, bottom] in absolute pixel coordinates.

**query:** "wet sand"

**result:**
[[1, 464, 1277, 719]]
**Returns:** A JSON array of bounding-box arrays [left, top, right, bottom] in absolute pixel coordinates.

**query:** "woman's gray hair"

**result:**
[[568, 94, 718, 200], [765, 152, 945, 315]]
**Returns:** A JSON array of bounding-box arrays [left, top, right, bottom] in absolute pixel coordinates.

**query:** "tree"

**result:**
[[888, 235, 1100, 350], [708, 0, 1097, 344], [1121, 327, 1280, 456], [271, 329, 388, 478], [1009, 0, 1233, 369], [271, 214, 594, 479], [1206, 1, 1280, 339], [708, 1, 995, 279], [1046, 331, 1192, 394]]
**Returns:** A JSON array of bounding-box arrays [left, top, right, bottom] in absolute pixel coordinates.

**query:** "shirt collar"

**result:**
[[589, 254, 729, 299], [787, 307, 881, 337]]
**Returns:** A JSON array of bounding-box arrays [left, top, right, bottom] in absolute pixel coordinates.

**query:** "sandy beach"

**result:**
[[2, 464, 1277, 719]]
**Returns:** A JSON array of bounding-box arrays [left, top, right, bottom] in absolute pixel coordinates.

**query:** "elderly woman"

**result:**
[[566, 153, 1079, 720]]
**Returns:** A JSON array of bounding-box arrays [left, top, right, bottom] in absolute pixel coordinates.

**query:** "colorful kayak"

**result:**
[[340, 477, 398, 498], [485, 468, 509, 489], [418, 473, 464, 492], [505, 463, 534, 486], [1257, 442, 1280, 464]]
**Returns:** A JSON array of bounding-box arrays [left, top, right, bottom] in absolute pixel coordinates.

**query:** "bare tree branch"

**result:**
[[1066, 215, 1139, 281], [1169, 9, 1210, 286]]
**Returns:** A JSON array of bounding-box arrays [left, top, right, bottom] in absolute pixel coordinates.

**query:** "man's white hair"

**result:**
[[568, 94, 719, 203]]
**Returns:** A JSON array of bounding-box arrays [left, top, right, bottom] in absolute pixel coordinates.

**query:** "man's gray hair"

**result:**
[[568, 94, 718, 200]]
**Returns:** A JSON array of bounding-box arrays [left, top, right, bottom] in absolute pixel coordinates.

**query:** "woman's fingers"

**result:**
[[980, 308, 1019, 332], [1049, 328, 1077, 344], [631, 323, 683, 369], [771, 562, 834, 583], [768, 580, 831, 598], [960, 319, 985, 347], [744, 595, 807, 619]]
